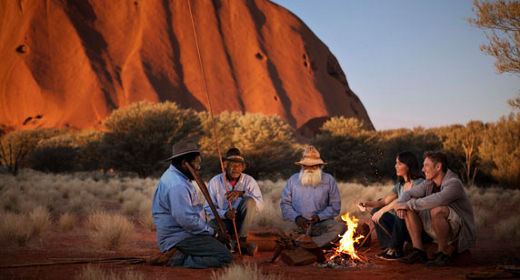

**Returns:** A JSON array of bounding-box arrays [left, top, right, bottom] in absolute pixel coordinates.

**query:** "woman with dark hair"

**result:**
[[358, 151, 424, 260]]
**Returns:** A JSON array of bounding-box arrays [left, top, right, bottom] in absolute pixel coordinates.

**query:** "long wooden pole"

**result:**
[[184, 161, 228, 237], [186, 0, 241, 255]]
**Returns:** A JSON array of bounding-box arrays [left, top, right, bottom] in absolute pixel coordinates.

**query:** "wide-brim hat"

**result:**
[[164, 140, 200, 162], [295, 145, 326, 166]]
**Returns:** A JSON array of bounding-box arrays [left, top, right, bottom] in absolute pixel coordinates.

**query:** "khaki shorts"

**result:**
[[419, 206, 462, 244]]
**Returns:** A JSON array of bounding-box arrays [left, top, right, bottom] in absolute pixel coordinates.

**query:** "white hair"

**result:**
[[298, 167, 323, 187]]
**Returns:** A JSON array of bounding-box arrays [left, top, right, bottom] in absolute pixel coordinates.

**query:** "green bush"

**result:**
[[0, 128, 63, 175], [479, 113, 520, 187], [198, 111, 299, 179], [29, 133, 79, 173], [101, 101, 201, 178]]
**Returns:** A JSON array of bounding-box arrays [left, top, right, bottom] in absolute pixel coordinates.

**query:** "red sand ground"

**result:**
[[1, 223, 518, 280]]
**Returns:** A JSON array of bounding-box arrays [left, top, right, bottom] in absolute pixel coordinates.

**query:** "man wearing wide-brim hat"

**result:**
[[280, 145, 346, 248], [151, 140, 233, 268], [205, 148, 264, 256]]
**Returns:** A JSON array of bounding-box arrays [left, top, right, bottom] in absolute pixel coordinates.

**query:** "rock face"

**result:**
[[0, 0, 373, 134]]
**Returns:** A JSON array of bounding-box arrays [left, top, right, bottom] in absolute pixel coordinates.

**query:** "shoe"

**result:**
[[399, 248, 428, 264], [377, 248, 403, 261], [375, 249, 389, 259], [426, 252, 452, 267]]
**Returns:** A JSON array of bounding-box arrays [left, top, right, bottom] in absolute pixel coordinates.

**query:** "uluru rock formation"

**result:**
[[0, 0, 373, 134]]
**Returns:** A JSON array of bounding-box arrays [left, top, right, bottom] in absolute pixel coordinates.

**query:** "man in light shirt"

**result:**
[[152, 140, 233, 268], [206, 148, 264, 256], [280, 145, 346, 248]]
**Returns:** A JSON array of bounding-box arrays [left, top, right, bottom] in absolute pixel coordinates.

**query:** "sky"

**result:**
[[270, 0, 519, 130]]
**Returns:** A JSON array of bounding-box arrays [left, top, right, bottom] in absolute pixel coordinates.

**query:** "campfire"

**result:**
[[321, 213, 368, 268]]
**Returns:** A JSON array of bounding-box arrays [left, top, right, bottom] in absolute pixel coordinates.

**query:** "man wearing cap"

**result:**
[[205, 148, 264, 256], [280, 145, 346, 248], [151, 140, 233, 268]]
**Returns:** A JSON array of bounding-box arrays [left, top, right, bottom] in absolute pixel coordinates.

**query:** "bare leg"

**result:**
[[404, 210, 424, 250], [430, 206, 451, 254]]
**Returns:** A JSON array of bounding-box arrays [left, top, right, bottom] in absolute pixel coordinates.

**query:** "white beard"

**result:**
[[298, 168, 322, 187]]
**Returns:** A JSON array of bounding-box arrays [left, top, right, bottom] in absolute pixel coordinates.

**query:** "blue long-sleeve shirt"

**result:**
[[204, 173, 264, 220], [152, 165, 214, 252], [280, 172, 341, 222]]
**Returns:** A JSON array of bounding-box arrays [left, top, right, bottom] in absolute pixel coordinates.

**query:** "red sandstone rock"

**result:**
[[0, 0, 373, 133]]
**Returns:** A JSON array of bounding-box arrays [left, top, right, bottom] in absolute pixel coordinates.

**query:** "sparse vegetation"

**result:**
[[211, 263, 284, 280], [86, 211, 134, 250], [0, 206, 51, 246], [75, 265, 144, 280], [59, 213, 78, 232]]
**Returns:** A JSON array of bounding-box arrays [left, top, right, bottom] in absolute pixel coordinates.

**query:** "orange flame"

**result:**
[[330, 212, 364, 261]]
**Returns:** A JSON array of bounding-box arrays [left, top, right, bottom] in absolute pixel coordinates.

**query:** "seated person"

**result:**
[[205, 148, 264, 256], [152, 140, 233, 268], [280, 145, 346, 248], [359, 151, 424, 260], [395, 151, 476, 266]]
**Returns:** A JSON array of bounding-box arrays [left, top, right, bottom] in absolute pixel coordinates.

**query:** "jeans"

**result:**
[[210, 196, 257, 238], [168, 235, 233, 268], [371, 207, 409, 253]]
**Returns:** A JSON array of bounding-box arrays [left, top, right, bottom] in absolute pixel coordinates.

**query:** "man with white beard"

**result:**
[[280, 145, 346, 248]]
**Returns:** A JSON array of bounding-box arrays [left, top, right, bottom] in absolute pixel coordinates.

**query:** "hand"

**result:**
[[295, 216, 310, 230], [396, 209, 407, 219], [357, 201, 367, 212], [310, 215, 320, 223], [372, 210, 383, 223], [225, 191, 244, 202], [225, 209, 237, 220], [214, 230, 231, 244]]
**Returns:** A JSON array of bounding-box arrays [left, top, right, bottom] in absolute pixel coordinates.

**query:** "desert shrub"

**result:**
[[86, 211, 134, 250], [311, 118, 378, 182], [374, 127, 442, 180], [29, 133, 79, 173], [75, 265, 144, 280], [211, 263, 283, 280], [0, 128, 63, 175], [58, 213, 78, 232], [495, 216, 520, 242], [479, 113, 520, 187], [199, 111, 299, 179], [101, 101, 201, 178], [74, 130, 104, 171], [0, 206, 51, 246]]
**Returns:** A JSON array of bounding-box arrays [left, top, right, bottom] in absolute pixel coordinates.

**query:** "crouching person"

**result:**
[[394, 151, 476, 266], [280, 145, 346, 248], [205, 148, 264, 256], [152, 140, 233, 268]]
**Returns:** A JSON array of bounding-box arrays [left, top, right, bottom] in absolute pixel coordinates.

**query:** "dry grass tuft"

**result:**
[[58, 213, 78, 232], [211, 263, 283, 280], [28, 206, 51, 236], [75, 265, 144, 280], [0, 207, 50, 246], [495, 216, 520, 241], [86, 211, 134, 250]]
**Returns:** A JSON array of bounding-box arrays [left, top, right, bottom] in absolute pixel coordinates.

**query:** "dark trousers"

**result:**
[[371, 207, 409, 253], [211, 196, 256, 238], [168, 235, 233, 268]]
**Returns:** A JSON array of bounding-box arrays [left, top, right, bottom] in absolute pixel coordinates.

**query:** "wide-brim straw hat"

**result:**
[[295, 145, 326, 166], [164, 140, 200, 162]]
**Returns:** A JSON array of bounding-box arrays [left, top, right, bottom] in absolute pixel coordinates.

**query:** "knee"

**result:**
[[242, 196, 256, 210], [430, 206, 449, 220]]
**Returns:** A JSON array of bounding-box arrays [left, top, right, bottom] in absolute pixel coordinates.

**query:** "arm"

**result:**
[[170, 185, 214, 235], [244, 177, 264, 212], [280, 179, 300, 221], [361, 191, 397, 208], [407, 179, 464, 211], [316, 177, 341, 221], [397, 180, 427, 203], [205, 178, 227, 220]]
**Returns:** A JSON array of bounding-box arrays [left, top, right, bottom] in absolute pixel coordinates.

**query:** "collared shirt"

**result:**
[[152, 165, 214, 252], [280, 172, 341, 222], [205, 173, 264, 219]]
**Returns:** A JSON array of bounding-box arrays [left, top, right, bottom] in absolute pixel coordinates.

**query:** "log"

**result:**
[[280, 247, 317, 266]]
